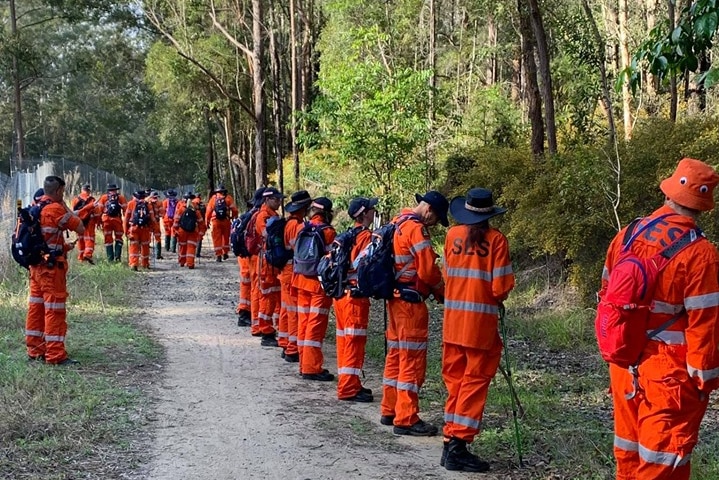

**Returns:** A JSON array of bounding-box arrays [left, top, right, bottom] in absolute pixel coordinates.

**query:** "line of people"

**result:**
[[232, 185, 515, 473]]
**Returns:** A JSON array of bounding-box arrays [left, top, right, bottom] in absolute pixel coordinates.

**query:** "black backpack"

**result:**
[[293, 222, 332, 276], [12, 201, 52, 269], [131, 200, 150, 227], [214, 196, 228, 220], [179, 203, 198, 232], [317, 226, 364, 298], [231, 208, 256, 258], [106, 192, 122, 217], [354, 215, 417, 299], [264, 216, 294, 268]]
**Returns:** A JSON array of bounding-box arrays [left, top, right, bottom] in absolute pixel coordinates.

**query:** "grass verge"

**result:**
[[0, 258, 162, 479]]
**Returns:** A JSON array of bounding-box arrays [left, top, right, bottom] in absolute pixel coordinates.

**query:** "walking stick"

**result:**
[[499, 304, 524, 468]]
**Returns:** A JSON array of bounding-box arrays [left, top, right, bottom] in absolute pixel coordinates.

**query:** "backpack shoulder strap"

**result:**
[[659, 228, 703, 260], [621, 218, 642, 246]]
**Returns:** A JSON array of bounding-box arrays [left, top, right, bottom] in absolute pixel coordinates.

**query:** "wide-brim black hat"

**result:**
[[213, 184, 228, 194], [449, 188, 507, 225], [285, 190, 312, 213]]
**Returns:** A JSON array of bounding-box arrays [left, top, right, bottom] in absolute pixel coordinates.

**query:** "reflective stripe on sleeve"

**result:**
[[614, 436, 638, 452], [410, 240, 432, 255], [685, 292, 719, 310], [492, 265, 513, 277], [687, 363, 719, 383]]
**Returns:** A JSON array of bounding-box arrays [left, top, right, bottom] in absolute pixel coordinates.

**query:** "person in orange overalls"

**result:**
[[173, 192, 205, 269], [95, 183, 128, 262], [25, 175, 85, 365], [440, 188, 514, 472], [146, 189, 164, 260], [255, 186, 286, 347], [206, 184, 239, 262], [236, 190, 265, 327], [72, 183, 98, 264], [292, 197, 336, 381], [162, 189, 179, 253], [247, 189, 271, 336], [335, 197, 377, 402], [124, 190, 157, 271], [601, 158, 719, 480], [381, 190, 447, 436], [278, 190, 312, 361]]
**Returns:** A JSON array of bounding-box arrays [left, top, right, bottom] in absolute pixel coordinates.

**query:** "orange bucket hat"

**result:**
[[660, 158, 719, 211]]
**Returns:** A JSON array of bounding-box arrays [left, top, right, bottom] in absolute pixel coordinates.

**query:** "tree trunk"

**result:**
[[204, 107, 216, 196], [290, 0, 300, 190], [10, 0, 25, 169], [428, 0, 436, 123], [252, 0, 267, 187], [486, 14, 497, 86], [518, 0, 544, 156], [526, 0, 557, 155], [668, 0, 678, 122], [269, 10, 284, 194], [619, 0, 633, 139], [646, 0, 658, 95]]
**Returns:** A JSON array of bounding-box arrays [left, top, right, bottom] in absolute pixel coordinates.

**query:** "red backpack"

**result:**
[[244, 210, 263, 256], [595, 214, 701, 368]]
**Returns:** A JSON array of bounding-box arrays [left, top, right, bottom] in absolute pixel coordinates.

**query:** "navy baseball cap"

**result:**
[[348, 197, 379, 219], [415, 190, 449, 227]]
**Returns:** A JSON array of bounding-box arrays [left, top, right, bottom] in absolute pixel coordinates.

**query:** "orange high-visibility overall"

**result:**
[[279, 214, 305, 355], [72, 192, 97, 260], [334, 224, 372, 399], [236, 256, 252, 314], [173, 200, 205, 268], [256, 204, 281, 336], [96, 192, 127, 249], [381, 209, 444, 428], [206, 193, 238, 258], [601, 205, 719, 480], [124, 199, 156, 269], [147, 196, 164, 247], [25, 197, 84, 364], [441, 224, 515, 443], [292, 214, 336, 375]]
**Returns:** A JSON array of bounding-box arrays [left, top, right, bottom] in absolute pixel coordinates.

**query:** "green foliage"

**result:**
[[629, 1, 719, 90]]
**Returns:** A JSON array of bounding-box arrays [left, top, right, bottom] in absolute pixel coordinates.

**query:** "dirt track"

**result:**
[[134, 250, 508, 480]]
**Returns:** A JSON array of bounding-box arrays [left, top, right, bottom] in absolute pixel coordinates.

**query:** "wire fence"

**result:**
[[0, 157, 195, 274]]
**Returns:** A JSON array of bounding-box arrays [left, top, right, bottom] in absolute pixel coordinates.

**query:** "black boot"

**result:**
[[155, 243, 163, 260], [261, 333, 279, 347], [440, 441, 448, 466], [114, 242, 123, 263], [164, 235, 171, 252], [237, 310, 251, 327], [196, 239, 203, 258], [170, 236, 177, 253], [444, 438, 490, 472], [106, 245, 115, 262]]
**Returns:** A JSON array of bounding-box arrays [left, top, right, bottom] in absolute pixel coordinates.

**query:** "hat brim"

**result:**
[[285, 198, 311, 213], [449, 196, 506, 225], [416, 193, 449, 227]]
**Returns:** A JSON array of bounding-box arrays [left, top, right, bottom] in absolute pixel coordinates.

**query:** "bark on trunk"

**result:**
[[269, 11, 284, 194], [10, 0, 25, 168], [526, 0, 557, 154], [668, 0, 678, 122], [290, 0, 300, 190], [619, 0, 633, 140], [518, 0, 544, 156], [252, 0, 267, 187]]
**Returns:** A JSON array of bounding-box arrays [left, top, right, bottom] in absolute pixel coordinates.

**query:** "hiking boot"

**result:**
[[393, 420, 438, 437], [155, 244, 163, 260], [27, 355, 45, 363], [302, 371, 334, 381], [188, 265, 195, 270], [251, 331, 262, 337], [361, 386, 373, 395], [83, 256, 95, 265], [114, 242, 123, 262], [284, 353, 299, 363], [237, 312, 251, 327], [339, 390, 374, 403], [216, 256, 223, 262], [170, 237, 177, 253], [280, 349, 286, 359], [132, 266, 138, 271], [260, 334, 279, 347], [440, 441, 448, 466], [380, 415, 395, 426], [52, 358, 79, 366], [223, 253, 229, 260], [164, 235, 171, 252], [106, 245, 115, 262], [444, 438, 490, 472]]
